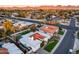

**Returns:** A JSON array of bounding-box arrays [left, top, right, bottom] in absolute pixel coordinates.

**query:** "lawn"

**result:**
[[44, 39, 58, 52], [16, 35, 22, 41], [58, 30, 64, 35]]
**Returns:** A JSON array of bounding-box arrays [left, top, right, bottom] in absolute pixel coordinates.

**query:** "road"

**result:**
[[4, 17, 41, 24], [54, 17, 78, 54]]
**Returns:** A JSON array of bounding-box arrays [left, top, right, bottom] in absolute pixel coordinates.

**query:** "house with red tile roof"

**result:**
[[40, 25, 59, 36]]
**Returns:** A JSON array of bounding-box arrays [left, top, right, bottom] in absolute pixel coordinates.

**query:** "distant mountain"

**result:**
[[0, 5, 79, 10]]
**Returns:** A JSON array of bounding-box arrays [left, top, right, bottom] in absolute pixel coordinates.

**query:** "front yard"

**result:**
[[58, 30, 64, 35], [44, 38, 58, 52], [44, 28, 66, 53]]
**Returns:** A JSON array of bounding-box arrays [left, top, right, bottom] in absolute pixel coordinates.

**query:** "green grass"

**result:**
[[44, 39, 58, 52], [20, 31, 30, 35], [16, 31, 30, 40], [58, 30, 64, 35], [16, 35, 22, 41]]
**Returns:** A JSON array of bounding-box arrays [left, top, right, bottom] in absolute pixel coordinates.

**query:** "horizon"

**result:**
[[0, 5, 79, 7]]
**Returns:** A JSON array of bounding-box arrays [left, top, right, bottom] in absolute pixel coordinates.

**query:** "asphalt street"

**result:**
[[54, 17, 77, 54]]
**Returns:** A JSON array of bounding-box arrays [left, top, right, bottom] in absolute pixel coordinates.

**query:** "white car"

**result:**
[[69, 49, 73, 53]]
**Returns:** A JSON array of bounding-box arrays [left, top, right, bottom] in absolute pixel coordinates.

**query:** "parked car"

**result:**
[[69, 49, 73, 54]]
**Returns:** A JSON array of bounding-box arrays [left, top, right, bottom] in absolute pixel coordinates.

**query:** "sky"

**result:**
[[0, 0, 79, 6]]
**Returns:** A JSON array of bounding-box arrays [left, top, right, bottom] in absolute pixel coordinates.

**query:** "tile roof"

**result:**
[[32, 33, 45, 40], [41, 25, 58, 33]]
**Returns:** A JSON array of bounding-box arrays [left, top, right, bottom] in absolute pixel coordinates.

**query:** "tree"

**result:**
[[0, 29, 7, 42], [29, 24, 36, 32], [19, 11, 27, 17], [3, 20, 16, 33]]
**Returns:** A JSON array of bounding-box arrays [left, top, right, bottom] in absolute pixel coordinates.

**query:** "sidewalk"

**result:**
[[75, 18, 79, 27], [73, 32, 79, 54], [51, 29, 67, 53]]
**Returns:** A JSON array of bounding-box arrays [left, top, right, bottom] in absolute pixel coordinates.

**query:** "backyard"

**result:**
[[15, 30, 30, 41]]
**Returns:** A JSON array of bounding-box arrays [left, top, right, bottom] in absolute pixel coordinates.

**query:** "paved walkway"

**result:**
[[73, 31, 79, 53]]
